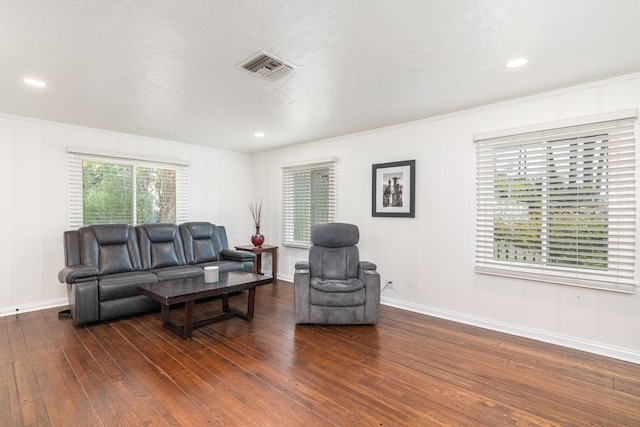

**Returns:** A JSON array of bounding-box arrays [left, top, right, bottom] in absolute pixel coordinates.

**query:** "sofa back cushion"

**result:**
[[137, 223, 187, 269], [179, 222, 223, 264], [79, 224, 142, 275]]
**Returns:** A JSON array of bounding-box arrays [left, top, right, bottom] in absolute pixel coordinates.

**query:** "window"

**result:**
[[282, 159, 336, 247], [474, 110, 637, 293], [68, 148, 189, 228]]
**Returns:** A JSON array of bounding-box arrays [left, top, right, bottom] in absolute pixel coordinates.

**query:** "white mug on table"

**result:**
[[204, 266, 219, 283]]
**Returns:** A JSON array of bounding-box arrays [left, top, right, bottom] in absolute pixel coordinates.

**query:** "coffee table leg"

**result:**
[[183, 300, 195, 338], [246, 288, 256, 319], [160, 303, 192, 339], [161, 304, 171, 325]]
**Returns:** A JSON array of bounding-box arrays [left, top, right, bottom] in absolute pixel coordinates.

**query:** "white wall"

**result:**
[[0, 114, 254, 316], [253, 73, 640, 363]]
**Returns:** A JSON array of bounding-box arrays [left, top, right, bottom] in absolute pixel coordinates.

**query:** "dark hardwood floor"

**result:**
[[2, 280, 640, 426]]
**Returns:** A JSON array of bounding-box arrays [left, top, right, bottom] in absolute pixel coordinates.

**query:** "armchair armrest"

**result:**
[[294, 260, 310, 285], [220, 249, 256, 263], [295, 261, 310, 270], [359, 261, 377, 271], [58, 264, 99, 284], [294, 261, 311, 323], [358, 261, 380, 324]]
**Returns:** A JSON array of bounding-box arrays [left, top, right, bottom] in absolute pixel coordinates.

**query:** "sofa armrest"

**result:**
[[58, 264, 99, 284], [66, 280, 99, 325], [220, 249, 256, 263]]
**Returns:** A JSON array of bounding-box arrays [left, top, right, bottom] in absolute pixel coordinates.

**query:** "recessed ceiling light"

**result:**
[[505, 58, 528, 69], [24, 78, 47, 87], [254, 132, 265, 138]]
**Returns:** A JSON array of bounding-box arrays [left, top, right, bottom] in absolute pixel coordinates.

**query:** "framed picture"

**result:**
[[372, 160, 415, 217]]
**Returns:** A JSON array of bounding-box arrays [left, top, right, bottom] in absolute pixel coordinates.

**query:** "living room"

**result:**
[[2, 1, 640, 424]]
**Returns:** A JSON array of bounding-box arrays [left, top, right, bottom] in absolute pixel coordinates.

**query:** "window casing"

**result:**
[[282, 159, 336, 248], [68, 149, 189, 228], [475, 110, 637, 293]]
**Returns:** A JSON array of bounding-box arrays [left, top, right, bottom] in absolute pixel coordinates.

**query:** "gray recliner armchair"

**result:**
[[294, 223, 380, 324]]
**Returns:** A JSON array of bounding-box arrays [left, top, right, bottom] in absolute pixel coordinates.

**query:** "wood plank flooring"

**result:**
[[3, 280, 640, 426]]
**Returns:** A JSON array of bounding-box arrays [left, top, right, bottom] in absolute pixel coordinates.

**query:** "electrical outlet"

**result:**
[[385, 278, 394, 289]]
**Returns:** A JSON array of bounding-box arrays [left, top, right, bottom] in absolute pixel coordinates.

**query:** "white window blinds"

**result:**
[[474, 110, 637, 293], [67, 149, 189, 229], [282, 159, 336, 248]]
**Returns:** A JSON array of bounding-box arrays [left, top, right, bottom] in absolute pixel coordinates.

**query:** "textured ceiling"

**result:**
[[2, 0, 640, 153]]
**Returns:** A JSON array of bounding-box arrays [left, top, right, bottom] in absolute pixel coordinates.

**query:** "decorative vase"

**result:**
[[251, 226, 265, 247]]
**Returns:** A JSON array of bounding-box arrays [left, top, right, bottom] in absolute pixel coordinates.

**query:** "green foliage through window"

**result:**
[[82, 161, 177, 225]]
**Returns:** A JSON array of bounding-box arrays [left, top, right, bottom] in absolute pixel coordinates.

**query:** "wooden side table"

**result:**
[[234, 245, 278, 279]]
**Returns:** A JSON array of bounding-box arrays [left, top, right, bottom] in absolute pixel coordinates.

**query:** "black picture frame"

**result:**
[[372, 160, 415, 217]]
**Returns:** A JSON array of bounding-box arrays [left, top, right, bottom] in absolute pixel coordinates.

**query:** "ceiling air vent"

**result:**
[[239, 51, 294, 81]]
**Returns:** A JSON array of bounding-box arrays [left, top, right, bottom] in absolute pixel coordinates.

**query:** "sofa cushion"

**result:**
[[152, 265, 203, 281], [151, 242, 180, 268], [180, 222, 223, 264], [143, 223, 176, 242], [99, 244, 135, 275], [197, 260, 246, 273], [98, 271, 159, 301], [192, 239, 218, 263], [93, 225, 131, 245], [99, 296, 159, 322], [80, 224, 142, 275], [188, 222, 214, 239], [137, 223, 187, 269]]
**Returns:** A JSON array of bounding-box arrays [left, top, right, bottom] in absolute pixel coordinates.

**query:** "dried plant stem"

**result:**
[[249, 200, 262, 227]]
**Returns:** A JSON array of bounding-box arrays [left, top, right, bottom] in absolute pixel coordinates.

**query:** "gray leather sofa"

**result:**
[[294, 223, 380, 324], [58, 222, 255, 325]]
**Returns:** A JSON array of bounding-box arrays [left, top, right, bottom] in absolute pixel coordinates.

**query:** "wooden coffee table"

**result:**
[[138, 271, 273, 339]]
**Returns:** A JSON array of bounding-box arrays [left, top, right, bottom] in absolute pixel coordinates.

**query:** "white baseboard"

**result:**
[[0, 298, 68, 318], [381, 296, 640, 365]]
